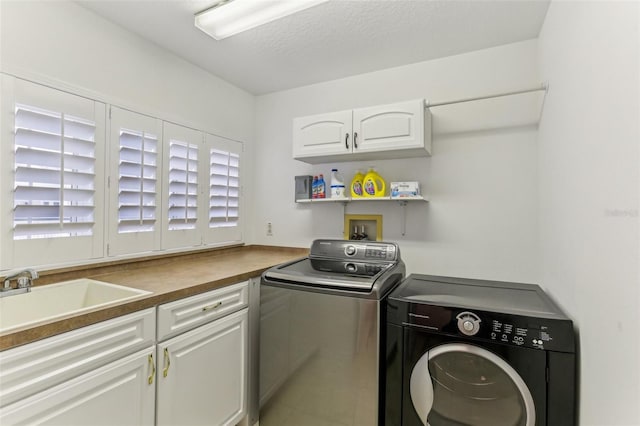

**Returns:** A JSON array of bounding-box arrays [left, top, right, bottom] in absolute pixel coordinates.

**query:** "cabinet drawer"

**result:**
[[157, 281, 248, 342], [0, 308, 155, 407]]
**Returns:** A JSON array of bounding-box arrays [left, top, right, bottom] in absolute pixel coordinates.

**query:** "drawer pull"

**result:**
[[202, 301, 222, 312], [163, 348, 171, 378], [148, 353, 156, 385]]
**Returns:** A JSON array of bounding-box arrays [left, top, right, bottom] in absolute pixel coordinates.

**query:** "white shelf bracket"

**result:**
[[400, 201, 407, 236]]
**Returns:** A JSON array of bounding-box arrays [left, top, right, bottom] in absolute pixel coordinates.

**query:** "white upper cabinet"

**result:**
[[353, 99, 429, 154], [293, 99, 431, 164], [292, 109, 352, 158]]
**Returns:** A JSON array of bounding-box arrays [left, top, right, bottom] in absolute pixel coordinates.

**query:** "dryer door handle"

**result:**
[[410, 351, 434, 425]]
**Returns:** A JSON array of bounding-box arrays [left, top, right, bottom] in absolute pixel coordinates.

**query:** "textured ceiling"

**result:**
[[77, 0, 550, 95]]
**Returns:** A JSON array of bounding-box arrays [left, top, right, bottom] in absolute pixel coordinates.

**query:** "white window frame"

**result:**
[[107, 107, 163, 257], [0, 75, 106, 270]]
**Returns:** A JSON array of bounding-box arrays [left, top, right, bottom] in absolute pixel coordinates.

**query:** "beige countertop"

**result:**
[[0, 245, 308, 351]]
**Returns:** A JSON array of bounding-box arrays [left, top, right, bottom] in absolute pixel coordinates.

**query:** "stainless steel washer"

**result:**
[[256, 239, 405, 426]]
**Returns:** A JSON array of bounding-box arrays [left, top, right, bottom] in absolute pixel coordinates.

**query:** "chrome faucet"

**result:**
[[1, 268, 38, 297]]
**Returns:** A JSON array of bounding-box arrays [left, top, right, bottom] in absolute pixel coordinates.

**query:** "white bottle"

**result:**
[[330, 168, 345, 198]]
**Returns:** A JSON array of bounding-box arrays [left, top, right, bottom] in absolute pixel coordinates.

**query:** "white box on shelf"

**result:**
[[390, 182, 420, 198]]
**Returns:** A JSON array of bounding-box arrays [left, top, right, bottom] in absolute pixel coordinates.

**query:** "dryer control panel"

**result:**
[[398, 304, 575, 353]]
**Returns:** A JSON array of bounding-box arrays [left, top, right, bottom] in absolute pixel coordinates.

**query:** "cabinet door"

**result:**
[[0, 347, 156, 425], [293, 110, 353, 159], [353, 99, 430, 155], [157, 309, 248, 426]]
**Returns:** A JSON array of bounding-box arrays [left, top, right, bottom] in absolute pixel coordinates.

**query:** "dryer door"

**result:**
[[410, 343, 535, 426]]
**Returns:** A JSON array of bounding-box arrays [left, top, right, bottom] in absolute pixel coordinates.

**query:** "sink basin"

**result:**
[[0, 279, 151, 334]]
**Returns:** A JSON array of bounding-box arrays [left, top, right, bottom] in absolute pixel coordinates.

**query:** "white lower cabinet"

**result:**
[[156, 309, 248, 426], [155, 281, 250, 426], [0, 346, 156, 425], [0, 282, 250, 426]]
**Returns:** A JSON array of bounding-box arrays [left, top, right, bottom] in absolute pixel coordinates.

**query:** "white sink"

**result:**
[[0, 279, 151, 334]]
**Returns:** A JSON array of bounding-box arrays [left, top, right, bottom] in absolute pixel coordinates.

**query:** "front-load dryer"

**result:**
[[384, 274, 576, 426]]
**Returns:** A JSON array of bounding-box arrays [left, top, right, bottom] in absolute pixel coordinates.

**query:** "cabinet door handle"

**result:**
[[202, 301, 222, 311], [163, 348, 171, 378], [345, 133, 350, 149], [148, 353, 156, 385], [354, 132, 358, 149]]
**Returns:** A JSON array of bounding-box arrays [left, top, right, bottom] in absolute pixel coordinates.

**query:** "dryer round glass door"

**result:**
[[410, 343, 535, 426]]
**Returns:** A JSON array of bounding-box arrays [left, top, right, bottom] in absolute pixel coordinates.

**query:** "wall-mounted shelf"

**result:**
[[296, 196, 428, 236], [296, 195, 428, 205]]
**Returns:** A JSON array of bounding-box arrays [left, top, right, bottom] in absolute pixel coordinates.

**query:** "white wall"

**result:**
[[538, 1, 640, 424], [0, 1, 254, 143], [253, 40, 541, 283]]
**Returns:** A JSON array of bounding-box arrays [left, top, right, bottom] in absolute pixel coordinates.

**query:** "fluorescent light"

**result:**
[[195, 0, 329, 40]]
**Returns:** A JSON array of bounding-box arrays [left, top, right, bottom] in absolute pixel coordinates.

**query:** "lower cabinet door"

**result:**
[[156, 309, 248, 426], [0, 346, 156, 425]]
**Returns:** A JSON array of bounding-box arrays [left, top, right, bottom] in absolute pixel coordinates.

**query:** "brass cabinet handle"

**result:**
[[345, 133, 349, 149], [202, 301, 222, 312], [354, 132, 358, 149], [148, 353, 155, 385], [163, 348, 171, 378]]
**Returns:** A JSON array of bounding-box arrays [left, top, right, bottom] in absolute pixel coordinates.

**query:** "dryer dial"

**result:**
[[456, 312, 481, 336]]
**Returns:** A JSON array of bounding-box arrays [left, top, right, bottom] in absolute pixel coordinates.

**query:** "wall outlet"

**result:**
[[266, 222, 273, 236]]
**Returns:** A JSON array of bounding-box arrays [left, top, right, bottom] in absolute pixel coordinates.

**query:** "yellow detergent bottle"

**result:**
[[350, 170, 365, 198], [363, 168, 386, 197]]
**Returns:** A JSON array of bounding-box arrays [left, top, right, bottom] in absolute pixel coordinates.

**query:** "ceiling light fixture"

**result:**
[[195, 0, 329, 41]]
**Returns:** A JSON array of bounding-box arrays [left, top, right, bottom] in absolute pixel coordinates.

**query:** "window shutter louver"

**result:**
[[209, 149, 240, 228], [168, 140, 198, 231], [13, 104, 96, 240], [118, 129, 158, 233]]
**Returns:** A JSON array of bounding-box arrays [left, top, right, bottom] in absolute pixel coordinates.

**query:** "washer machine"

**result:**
[[385, 274, 576, 426], [256, 239, 405, 426]]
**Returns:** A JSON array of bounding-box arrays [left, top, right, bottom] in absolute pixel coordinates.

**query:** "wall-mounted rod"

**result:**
[[425, 83, 548, 108]]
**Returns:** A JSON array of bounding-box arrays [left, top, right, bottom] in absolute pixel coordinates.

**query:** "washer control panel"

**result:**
[[310, 239, 398, 262], [401, 304, 575, 352]]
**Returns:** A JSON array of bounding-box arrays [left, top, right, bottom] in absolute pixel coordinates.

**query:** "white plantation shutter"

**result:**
[[161, 122, 202, 250], [168, 140, 199, 230], [1, 76, 105, 269], [202, 133, 242, 245], [107, 107, 162, 257], [118, 129, 158, 233], [13, 105, 96, 240], [209, 148, 239, 227]]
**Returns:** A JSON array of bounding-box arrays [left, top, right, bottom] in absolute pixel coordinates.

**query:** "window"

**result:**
[[1, 76, 106, 269], [13, 104, 97, 240], [203, 133, 242, 245], [209, 148, 239, 228], [0, 77, 244, 271], [107, 107, 162, 257], [117, 128, 158, 234], [168, 140, 199, 231], [161, 122, 203, 250]]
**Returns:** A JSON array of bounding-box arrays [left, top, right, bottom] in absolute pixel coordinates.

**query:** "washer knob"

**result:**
[[345, 245, 357, 256], [462, 320, 475, 332], [456, 312, 481, 336], [345, 263, 357, 273]]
